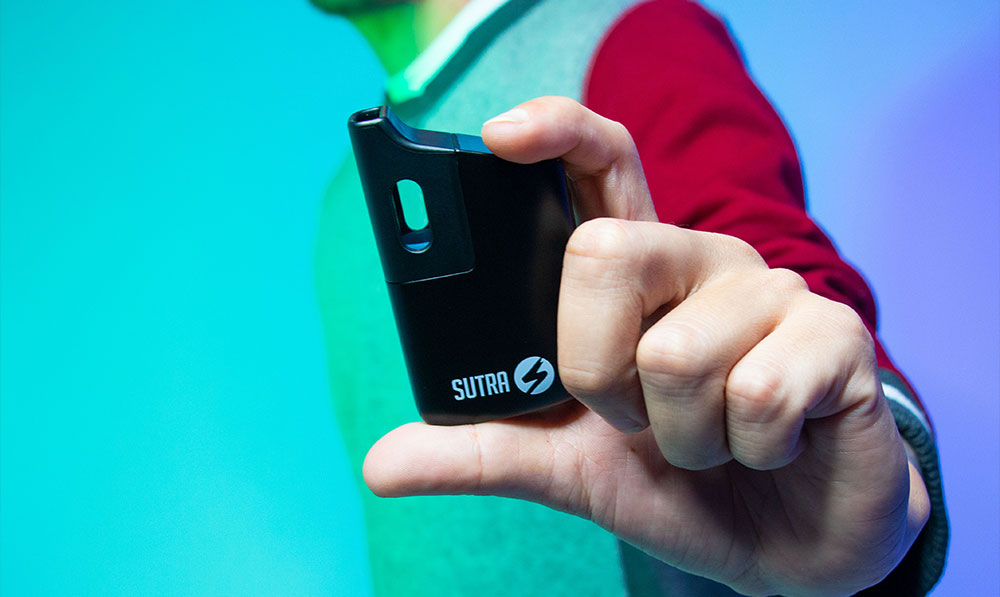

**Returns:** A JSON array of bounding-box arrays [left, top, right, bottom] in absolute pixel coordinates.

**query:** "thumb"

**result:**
[[363, 409, 596, 517]]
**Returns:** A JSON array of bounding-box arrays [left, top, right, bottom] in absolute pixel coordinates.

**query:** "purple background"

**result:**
[[706, 3, 1000, 594]]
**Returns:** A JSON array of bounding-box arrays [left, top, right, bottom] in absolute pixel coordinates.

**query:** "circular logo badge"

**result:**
[[514, 356, 555, 395]]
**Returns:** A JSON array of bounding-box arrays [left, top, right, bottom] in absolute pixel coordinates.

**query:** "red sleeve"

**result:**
[[582, 0, 925, 412]]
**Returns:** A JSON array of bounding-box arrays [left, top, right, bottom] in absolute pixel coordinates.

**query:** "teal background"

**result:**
[[2, 1, 997, 595], [0, 1, 381, 594]]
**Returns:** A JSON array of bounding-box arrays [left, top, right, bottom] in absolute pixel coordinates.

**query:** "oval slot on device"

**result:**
[[394, 179, 432, 253]]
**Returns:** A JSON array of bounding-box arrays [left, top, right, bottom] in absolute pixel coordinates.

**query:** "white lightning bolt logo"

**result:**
[[514, 356, 554, 395]]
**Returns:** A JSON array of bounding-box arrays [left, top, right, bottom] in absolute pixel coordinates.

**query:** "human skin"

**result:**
[[362, 97, 931, 596]]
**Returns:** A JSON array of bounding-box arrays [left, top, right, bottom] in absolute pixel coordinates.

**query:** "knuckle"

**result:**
[[636, 323, 713, 380], [823, 299, 874, 348], [766, 267, 809, 294], [608, 120, 634, 149], [726, 362, 788, 423], [726, 363, 803, 470], [718, 233, 763, 266], [566, 218, 634, 263]]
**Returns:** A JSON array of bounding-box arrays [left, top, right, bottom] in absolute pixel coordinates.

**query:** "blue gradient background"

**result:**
[[1, 1, 996, 595]]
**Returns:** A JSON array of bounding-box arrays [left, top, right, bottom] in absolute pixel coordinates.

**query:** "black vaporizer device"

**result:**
[[348, 106, 574, 425]]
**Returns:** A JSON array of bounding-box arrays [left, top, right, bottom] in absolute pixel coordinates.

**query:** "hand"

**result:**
[[363, 97, 930, 595]]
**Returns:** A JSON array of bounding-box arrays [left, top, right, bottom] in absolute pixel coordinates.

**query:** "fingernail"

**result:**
[[484, 108, 529, 126], [611, 416, 648, 434]]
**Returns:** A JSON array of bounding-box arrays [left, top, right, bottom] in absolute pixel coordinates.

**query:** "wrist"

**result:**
[[904, 453, 931, 549]]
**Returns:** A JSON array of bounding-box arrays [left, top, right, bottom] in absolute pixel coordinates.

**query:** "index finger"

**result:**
[[481, 96, 658, 222]]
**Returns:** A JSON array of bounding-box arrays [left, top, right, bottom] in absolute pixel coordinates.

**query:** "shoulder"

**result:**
[[584, 0, 752, 123]]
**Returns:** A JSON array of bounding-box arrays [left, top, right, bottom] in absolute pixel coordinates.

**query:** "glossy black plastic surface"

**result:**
[[349, 106, 574, 425]]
